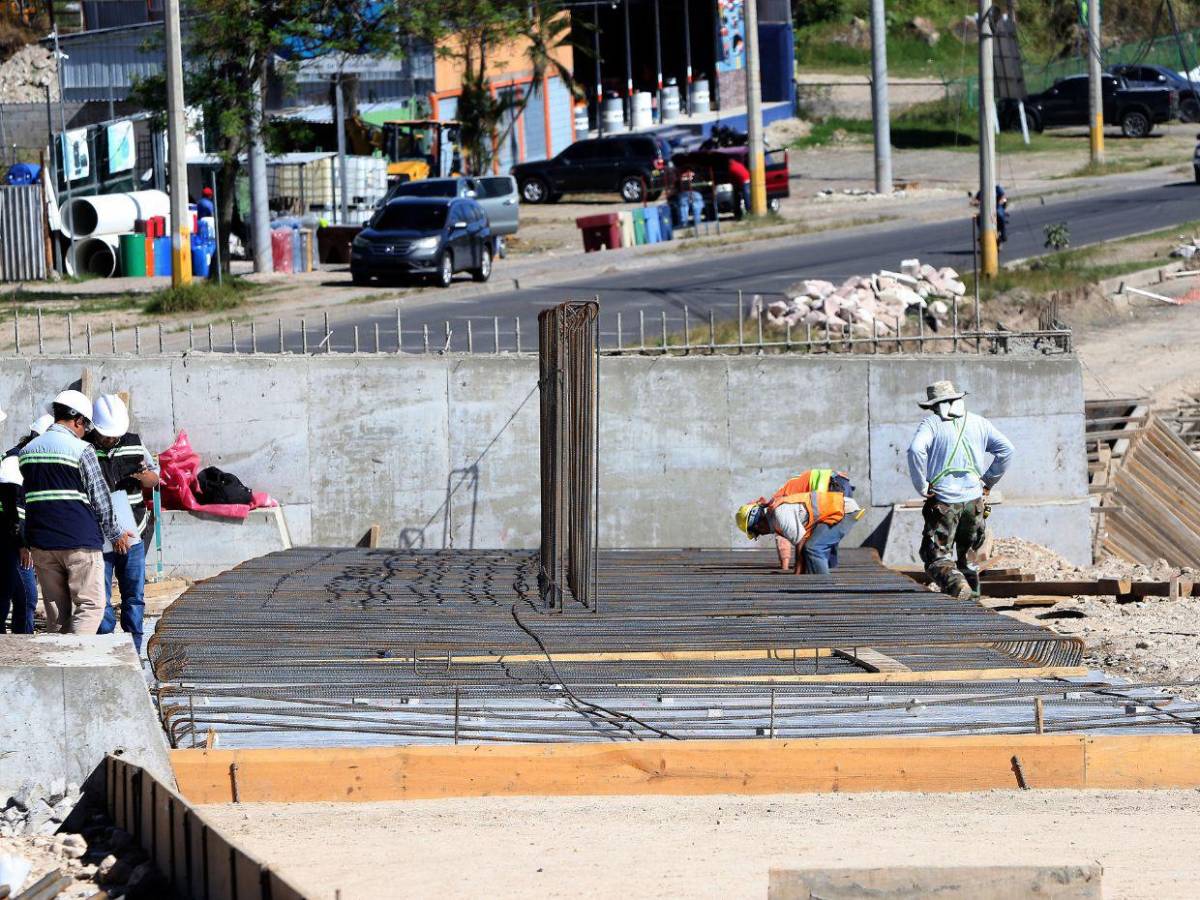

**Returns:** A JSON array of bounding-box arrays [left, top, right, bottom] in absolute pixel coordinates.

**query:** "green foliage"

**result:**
[[1043, 222, 1071, 253], [142, 279, 256, 314]]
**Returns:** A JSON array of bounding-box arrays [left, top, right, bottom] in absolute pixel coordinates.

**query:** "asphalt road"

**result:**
[[251, 178, 1200, 353]]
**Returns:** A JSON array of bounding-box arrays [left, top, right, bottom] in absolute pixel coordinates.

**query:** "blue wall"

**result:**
[[758, 23, 794, 105]]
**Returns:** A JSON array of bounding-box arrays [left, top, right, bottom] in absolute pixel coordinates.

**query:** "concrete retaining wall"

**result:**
[[0, 353, 1090, 565], [0, 635, 175, 799]]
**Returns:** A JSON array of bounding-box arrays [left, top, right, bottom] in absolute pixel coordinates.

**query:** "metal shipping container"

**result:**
[[0, 184, 48, 282]]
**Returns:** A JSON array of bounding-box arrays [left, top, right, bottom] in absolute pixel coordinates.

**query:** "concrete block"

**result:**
[[169, 356, 313, 507], [870, 413, 1087, 507], [0, 635, 174, 798], [307, 357, 451, 548], [445, 356, 541, 549], [599, 357, 732, 548], [158, 507, 291, 580], [881, 499, 1092, 567], [867, 357, 1085, 424], [0, 359, 34, 450], [726, 357, 871, 546], [769, 864, 1102, 899]]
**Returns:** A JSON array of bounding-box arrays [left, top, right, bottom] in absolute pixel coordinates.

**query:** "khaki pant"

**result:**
[[31, 548, 106, 635]]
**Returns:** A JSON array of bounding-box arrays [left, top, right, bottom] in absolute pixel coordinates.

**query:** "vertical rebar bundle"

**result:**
[[538, 301, 600, 611]]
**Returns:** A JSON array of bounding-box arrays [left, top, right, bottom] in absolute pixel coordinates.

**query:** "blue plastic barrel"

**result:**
[[657, 204, 673, 241], [153, 236, 172, 276], [190, 235, 211, 278], [4, 163, 41, 185], [291, 226, 303, 274]]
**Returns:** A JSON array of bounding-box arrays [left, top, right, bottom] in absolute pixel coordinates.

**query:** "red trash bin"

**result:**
[[271, 229, 293, 273], [576, 213, 621, 252]]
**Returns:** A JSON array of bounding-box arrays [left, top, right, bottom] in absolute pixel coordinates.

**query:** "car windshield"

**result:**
[[371, 203, 447, 231], [392, 181, 458, 197]]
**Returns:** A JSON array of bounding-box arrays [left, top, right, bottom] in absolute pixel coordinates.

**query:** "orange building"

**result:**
[[430, 27, 577, 170]]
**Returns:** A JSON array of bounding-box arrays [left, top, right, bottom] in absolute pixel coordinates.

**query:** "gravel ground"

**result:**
[[989, 537, 1200, 689]]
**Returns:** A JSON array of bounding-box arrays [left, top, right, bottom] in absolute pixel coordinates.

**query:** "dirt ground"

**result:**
[[202, 790, 1200, 899]]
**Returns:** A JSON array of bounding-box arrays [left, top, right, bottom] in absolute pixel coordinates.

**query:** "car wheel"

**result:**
[[619, 175, 645, 203], [1121, 109, 1150, 138], [351, 271, 370, 286], [1028, 110, 1044, 133], [473, 245, 492, 283], [1183, 97, 1200, 123], [768, 197, 782, 214], [520, 177, 549, 203], [436, 251, 453, 288]]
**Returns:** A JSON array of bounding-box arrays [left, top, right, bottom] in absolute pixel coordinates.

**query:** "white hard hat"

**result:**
[[52, 389, 93, 423], [92, 394, 129, 438], [0, 455, 21, 486], [30, 413, 53, 435]]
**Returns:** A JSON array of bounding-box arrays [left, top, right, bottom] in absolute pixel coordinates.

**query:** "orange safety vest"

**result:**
[[768, 469, 833, 506], [768, 490, 846, 542]]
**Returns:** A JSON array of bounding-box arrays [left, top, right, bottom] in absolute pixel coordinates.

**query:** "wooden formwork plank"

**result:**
[[170, 737, 1093, 803], [1084, 735, 1200, 789]]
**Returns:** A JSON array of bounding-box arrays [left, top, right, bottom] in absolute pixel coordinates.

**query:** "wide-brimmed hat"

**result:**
[[918, 380, 967, 408]]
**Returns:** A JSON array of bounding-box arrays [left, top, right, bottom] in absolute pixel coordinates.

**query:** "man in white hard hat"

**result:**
[[18, 390, 135, 635], [89, 394, 159, 651], [0, 412, 51, 633], [906, 380, 1014, 599]]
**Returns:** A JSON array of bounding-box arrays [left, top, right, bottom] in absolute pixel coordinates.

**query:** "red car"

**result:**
[[671, 146, 789, 214]]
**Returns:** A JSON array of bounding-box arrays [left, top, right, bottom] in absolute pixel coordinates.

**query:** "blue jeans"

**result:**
[[99, 541, 146, 651], [802, 516, 856, 575], [678, 191, 704, 228], [0, 543, 38, 634]]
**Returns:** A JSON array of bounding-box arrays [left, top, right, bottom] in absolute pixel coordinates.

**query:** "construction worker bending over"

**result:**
[[736, 488, 862, 575], [0, 413, 51, 633], [19, 391, 135, 635], [90, 395, 159, 652], [906, 380, 1013, 599], [765, 469, 855, 571]]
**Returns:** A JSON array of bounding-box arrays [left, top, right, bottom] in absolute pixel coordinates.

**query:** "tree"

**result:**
[[132, 0, 406, 273], [404, 0, 578, 174]]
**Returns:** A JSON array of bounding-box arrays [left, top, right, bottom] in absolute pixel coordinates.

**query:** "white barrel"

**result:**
[[631, 91, 653, 129], [574, 104, 590, 136], [58, 190, 170, 238], [601, 96, 626, 134], [65, 235, 119, 278], [661, 83, 681, 123], [689, 79, 711, 115]]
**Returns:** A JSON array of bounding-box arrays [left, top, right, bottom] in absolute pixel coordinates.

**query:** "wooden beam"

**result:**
[[832, 648, 912, 673], [169, 734, 1200, 805]]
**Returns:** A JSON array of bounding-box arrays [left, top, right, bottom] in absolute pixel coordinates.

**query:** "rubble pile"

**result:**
[[761, 258, 967, 334], [0, 44, 58, 103], [2, 780, 82, 838]]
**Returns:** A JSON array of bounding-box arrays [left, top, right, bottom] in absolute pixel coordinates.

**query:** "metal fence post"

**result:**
[[66, 313, 73, 355]]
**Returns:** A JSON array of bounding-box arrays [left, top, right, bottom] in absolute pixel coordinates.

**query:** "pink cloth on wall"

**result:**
[[157, 430, 277, 520]]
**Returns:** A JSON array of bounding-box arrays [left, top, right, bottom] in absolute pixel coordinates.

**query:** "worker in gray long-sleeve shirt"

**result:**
[[18, 391, 135, 635], [906, 380, 1014, 599]]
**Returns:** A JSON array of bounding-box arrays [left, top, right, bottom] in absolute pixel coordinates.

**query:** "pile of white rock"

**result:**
[[759, 259, 967, 334]]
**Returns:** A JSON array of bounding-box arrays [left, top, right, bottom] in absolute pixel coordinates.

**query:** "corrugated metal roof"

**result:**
[[51, 23, 164, 101]]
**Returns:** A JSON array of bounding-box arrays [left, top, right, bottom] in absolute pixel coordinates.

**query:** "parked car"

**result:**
[[472, 175, 519, 239], [511, 134, 673, 204], [350, 197, 492, 288], [1109, 63, 1200, 122], [1001, 74, 1177, 138], [379, 176, 480, 207]]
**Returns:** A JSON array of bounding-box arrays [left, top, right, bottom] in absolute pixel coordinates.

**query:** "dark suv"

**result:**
[[1110, 64, 1199, 122], [350, 197, 492, 288], [512, 135, 673, 204]]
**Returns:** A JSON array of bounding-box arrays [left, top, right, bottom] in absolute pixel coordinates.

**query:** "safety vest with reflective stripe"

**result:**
[[19, 427, 103, 551], [768, 490, 846, 541], [770, 469, 833, 506], [94, 433, 151, 538]]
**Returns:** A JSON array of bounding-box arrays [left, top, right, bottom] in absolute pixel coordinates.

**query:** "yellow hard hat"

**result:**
[[736, 502, 759, 539]]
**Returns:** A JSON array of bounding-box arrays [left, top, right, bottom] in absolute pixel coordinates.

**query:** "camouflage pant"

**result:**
[[920, 497, 987, 595]]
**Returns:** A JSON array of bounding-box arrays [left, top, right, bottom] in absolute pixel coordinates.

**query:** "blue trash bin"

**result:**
[[657, 204, 673, 241], [191, 235, 211, 278], [643, 208, 661, 243]]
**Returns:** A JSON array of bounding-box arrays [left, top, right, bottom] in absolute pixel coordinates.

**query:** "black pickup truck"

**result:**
[[1000, 74, 1177, 138]]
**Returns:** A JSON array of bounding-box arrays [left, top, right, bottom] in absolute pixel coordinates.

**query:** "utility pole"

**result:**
[[1087, 0, 1105, 164], [335, 73, 349, 224], [977, 1, 998, 278], [869, 0, 892, 193], [50, 28, 76, 275], [164, 0, 192, 285], [743, 0, 766, 214], [248, 66, 271, 273]]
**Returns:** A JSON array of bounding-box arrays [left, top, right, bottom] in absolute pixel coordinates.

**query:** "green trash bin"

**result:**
[[632, 208, 647, 245], [119, 233, 147, 277]]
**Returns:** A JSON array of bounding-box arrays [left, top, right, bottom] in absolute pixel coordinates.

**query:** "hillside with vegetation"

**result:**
[[793, 0, 1200, 78]]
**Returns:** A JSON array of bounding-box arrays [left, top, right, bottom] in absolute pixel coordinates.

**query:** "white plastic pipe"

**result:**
[[66, 235, 120, 278], [58, 190, 170, 238]]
